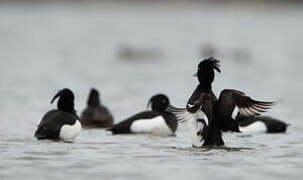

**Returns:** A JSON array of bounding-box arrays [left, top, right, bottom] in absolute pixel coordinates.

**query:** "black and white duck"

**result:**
[[109, 94, 178, 136], [187, 57, 288, 134], [168, 90, 275, 147], [35, 88, 82, 142]]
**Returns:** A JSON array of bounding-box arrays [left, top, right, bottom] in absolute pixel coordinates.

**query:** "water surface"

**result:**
[[0, 2, 303, 180]]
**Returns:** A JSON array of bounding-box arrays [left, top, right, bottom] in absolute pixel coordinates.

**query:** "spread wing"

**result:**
[[224, 90, 276, 118], [167, 105, 194, 123]]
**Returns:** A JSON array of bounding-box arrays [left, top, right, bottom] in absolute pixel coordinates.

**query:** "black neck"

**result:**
[[198, 68, 214, 86], [88, 93, 100, 107], [197, 83, 212, 93], [58, 97, 75, 113], [152, 105, 168, 112]]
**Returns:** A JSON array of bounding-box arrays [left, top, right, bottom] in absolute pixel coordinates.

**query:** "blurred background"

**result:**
[[0, 0, 303, 180]]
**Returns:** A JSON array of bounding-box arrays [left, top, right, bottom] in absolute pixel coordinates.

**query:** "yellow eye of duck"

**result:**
[[162, 99, 167, 104], [198, 67, 200, 71]]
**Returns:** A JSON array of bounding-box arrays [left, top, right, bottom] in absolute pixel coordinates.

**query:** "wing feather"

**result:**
[[221, 89, 276, 118], [167, 105, 194, 123], [231, 90, 275, 117]]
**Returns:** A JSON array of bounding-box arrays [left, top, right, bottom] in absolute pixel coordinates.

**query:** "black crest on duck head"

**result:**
[[147, 94, 169, 112], [87, 88, 100, 107], [196, 57, 221, 85], [51, 88, 75, 112]]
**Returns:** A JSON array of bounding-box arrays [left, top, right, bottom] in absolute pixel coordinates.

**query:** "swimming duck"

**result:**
[[109, 94, 178, 135], [189, 57, 288, 133], [80, 88, 114, 128], [168, 90, 274, 147], [237, 116, 289, 133], [34, 88, 82, 142]]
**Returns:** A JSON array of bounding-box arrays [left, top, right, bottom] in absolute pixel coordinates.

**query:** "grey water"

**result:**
[[0, 2, 303, 180]]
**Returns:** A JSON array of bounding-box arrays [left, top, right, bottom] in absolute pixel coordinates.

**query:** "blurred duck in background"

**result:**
[[117, 44, 163, 61], [80, 88, 114, 128], [35, 89, 82, 142], [108, 94, 178, 136], [199, 42, 252, 64]]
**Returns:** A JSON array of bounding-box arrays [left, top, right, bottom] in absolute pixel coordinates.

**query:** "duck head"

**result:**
[[87, 88, 101, 107], [147, 94, 169, 112], [51, 88, 75, 113], [193, 57, 221, 86]]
